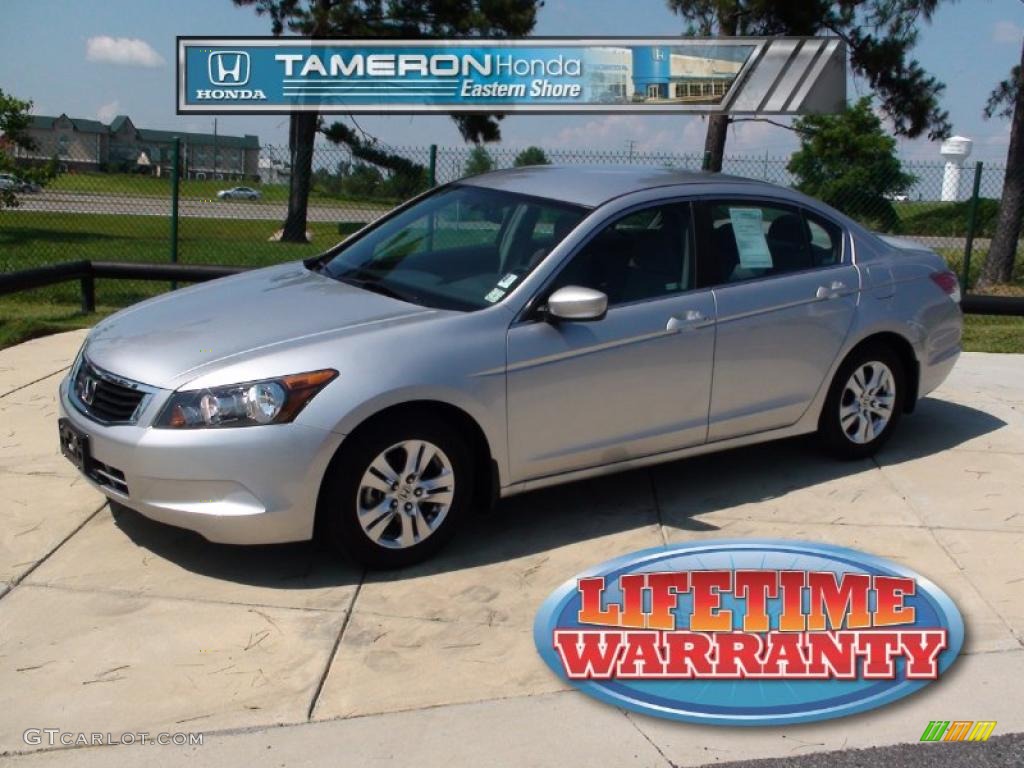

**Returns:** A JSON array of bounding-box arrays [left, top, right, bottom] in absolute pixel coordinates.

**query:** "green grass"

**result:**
[[0, 302, 111, 349], [893, 198, 1000, 239], [2, 208, 1023, 353], [48, 171, 395, 209], [1, 209, 336, 269], [962, 314, 1024, 353], [0, 210, 341, 343]]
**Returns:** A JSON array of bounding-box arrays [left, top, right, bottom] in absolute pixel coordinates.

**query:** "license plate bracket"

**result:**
[[58, 418, 91, 474]]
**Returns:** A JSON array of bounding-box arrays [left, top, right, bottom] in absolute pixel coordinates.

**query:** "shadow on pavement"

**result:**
[[110, 396, 1005, 587]]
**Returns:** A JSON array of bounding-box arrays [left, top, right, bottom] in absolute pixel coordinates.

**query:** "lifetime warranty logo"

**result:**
[[534, 540, 964, 726]]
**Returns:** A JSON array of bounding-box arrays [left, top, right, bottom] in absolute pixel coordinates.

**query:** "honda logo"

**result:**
[[80, 375, 98, 406], [208, 51, 250, 86]]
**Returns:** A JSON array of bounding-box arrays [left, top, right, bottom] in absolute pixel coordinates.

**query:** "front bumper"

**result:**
[[58, 374, 345, 545]]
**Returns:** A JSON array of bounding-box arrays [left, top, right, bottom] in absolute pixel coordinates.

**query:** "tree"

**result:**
[[463, 145, 494, 176], [0, 89, 54, 209], [787, 97, 915, 231], [665, 1, 951, 172], [234, 0, 541, 241], [513, 146, 550, 166], [977, 41, 1024, 288]]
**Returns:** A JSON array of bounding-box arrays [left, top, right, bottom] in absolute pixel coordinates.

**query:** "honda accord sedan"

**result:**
[[58, 166, 962, 567]]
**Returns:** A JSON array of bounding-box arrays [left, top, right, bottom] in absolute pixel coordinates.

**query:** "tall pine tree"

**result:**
[[233, 0, 541, 241]]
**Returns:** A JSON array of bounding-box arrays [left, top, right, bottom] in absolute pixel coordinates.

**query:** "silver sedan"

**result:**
[[58, 167, 963, 567], [216, 186, 261, 200]]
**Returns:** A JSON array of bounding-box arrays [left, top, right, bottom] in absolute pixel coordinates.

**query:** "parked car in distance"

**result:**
[[59, 166, 963, 568], [0, 173, 40, 193], [217, 186, 260, 200]]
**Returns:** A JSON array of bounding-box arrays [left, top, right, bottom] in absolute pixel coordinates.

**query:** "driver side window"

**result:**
[[549, 202, 694, 307]]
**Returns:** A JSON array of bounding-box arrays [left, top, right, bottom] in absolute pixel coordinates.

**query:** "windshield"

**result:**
[[318, 185, 587, 311]]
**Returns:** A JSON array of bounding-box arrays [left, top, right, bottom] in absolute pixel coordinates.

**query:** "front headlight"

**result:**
[[155, 369, 337, 429]]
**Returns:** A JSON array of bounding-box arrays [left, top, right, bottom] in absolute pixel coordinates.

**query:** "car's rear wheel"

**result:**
[[818, 344, 905, 460], [321, 415, 472, 568]]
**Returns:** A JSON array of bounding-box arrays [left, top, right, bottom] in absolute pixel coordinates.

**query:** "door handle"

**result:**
[[666, 310, 708, 332], [816, 281, 847, 300]]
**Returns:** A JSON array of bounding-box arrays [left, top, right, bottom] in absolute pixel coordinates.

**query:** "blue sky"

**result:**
[[1, 0, 1022, 162]]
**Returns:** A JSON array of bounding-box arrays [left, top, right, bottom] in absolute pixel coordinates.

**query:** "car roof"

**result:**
[[458, 164, 777, 208]]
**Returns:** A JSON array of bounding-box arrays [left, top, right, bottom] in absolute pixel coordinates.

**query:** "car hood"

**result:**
[[85, 262, 435, 388]]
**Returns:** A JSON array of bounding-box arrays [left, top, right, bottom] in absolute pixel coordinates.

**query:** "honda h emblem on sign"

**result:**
[[208, 50, 250, 86]]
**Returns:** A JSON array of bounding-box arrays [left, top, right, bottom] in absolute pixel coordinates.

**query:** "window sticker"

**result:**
[[729, 207, 773, 268], [484, 287, 506, 303], [497, 273, 519, 289]]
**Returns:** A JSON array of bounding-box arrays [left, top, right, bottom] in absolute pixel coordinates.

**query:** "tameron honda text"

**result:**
[[534, 540, 963, 725]]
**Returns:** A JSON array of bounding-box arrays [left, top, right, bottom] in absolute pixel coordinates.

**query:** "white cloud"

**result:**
[[86, 36, 164, 68], [96, 100, 120, 123], [992, 20, 1023, 44]]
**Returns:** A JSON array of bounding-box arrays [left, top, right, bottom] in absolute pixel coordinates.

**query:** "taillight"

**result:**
[[930, 270, 961, 304]]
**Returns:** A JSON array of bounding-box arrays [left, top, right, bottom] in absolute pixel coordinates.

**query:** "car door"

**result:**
[[506, 201, 716, 482], [698, 198, 858, 442]]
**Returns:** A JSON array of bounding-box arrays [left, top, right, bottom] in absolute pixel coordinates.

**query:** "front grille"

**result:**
[[73, 359, 147, 424]]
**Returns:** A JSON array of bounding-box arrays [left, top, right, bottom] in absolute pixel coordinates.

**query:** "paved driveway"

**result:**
[[0, 332, 1022, 766]]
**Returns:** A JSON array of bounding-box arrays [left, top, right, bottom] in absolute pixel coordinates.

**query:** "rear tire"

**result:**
[[818, 344, 906, 460], [320, 414, 473, 568]]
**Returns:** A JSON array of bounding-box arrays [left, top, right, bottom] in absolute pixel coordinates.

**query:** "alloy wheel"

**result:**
[[839, 361, 896, 445], [356, 440, 455, 549]]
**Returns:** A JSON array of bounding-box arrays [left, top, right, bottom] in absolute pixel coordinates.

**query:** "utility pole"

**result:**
[[213, 118, 218, 179]]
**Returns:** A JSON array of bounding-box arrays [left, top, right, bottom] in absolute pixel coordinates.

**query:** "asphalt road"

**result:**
[[12, 191, 388, 224], [707, 732, 1023, 768]]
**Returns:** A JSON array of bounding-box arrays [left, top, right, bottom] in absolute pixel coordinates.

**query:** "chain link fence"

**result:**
[[1, 141, 1021, 319]]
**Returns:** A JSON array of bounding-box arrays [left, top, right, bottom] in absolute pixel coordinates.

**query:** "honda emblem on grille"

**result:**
[[80, 375, 98, 405]]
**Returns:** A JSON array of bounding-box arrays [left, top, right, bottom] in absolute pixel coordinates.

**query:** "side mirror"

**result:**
[[545, 285, 608, 322]]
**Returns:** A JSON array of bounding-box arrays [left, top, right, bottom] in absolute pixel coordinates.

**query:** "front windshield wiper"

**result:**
[[337, 273, 419, 304]]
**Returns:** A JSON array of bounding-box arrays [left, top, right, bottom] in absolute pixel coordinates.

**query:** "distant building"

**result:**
[[632, 47, 745, 102], [11, 113, 260, 179], [258, 153, 291, 185]]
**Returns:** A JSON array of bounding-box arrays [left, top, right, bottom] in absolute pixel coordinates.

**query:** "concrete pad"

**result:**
[[1, 692, 668, 768], [0, 329, 86, 397], [944, 352, 1024, 408], [630, 648, 1024, 767], [935, 528, 1024, 644], [660, 519, 1018, 655], [877, 451, 1024, 532], [359, 471, 664, 627], [313, 611, 566, 719], [651, 440, 921, 529], [25, 505, 359, 612], [0, 471, 103, 584], [881, 394, 1023, 459], [0, 377, 75, 477], [0, 585, 346, 754]]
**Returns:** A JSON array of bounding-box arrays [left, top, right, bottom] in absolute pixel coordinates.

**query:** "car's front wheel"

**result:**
[[321, 415, 473, 568], [818, 344, 905, 460]]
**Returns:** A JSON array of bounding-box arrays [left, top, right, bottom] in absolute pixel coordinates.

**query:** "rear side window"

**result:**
[[707, 202, 813, 284], [805, 212, 843, 267]]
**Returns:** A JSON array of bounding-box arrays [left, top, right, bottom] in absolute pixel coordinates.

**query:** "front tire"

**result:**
[[321, 415, 473, 568], [818, 344, 905, 460]]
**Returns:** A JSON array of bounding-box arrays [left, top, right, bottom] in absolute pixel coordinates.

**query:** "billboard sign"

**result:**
[[177, 37, 846, 115]]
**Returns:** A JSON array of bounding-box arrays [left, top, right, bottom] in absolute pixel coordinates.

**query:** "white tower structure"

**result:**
[[940, 136, 973, 202]]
